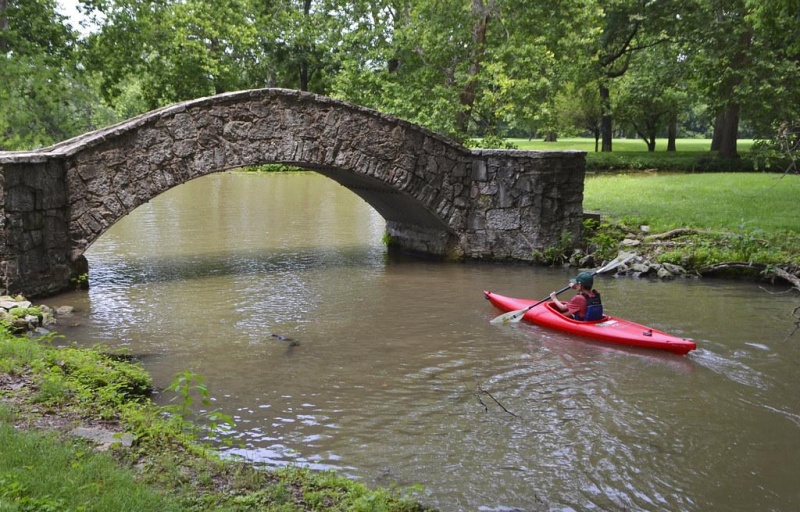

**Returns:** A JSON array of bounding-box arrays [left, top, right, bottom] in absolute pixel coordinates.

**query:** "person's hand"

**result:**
[[549, 291, 557, 300]]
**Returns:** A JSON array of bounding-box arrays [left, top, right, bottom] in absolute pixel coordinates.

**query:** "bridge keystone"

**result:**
[[0, 88, 585, 297]]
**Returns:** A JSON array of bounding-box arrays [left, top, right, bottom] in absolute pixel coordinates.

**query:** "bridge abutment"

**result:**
[[0, 158, 77, 297], [385, 149, 586, 262]]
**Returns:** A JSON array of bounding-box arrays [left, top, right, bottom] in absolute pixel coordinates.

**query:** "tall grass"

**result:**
[[583, 172, 800, 233]]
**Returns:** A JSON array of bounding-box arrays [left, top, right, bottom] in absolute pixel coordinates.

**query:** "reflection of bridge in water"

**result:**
[[0, 88, 586, 297]]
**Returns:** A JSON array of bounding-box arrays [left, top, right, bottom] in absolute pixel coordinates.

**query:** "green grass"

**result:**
[[584, 172, 800, 233], [0, 422, 180, 512], [492, 138, 763, 172], [505, 137, 755, 153]]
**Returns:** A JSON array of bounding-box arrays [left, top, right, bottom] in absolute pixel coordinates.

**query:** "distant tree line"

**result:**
[[1, 0, 798, 160]]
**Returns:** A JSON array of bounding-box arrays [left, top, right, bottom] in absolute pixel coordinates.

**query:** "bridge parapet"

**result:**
[[0, 89, 585, 297]]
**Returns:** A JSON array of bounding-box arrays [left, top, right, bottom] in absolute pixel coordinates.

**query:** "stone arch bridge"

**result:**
[[0, 88, 586, 298]]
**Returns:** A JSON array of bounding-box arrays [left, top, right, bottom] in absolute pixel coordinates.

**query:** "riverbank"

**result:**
[[0, 326, 432, 511], [575, 172, 800, 288]]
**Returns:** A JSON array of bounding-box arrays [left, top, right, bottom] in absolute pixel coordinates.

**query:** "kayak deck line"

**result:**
[[484, 290, 697, 355]]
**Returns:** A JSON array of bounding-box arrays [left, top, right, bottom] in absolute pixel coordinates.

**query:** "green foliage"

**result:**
[[582, 218, 624, 263], [70, 272, 89, 290], [164, 370, 235, 443], [750, 121, 798, 174], [2, 0, 800, 154], [382, 231, 396, 247], [0, 0, 124, 150], [466, 136, 518, 150], [243, 164, 308, 173], [9, 306, 41, 319], [652, 227, 788, 270], [586, 152, 759, 173], [277, 467, 425, 512], [0, 326, 152, 418], [531, 229, 575, 265]]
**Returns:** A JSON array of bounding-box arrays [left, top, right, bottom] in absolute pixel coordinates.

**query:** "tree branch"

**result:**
[[644, 228, 710, 241]]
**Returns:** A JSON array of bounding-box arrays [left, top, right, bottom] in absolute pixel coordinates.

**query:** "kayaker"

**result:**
[[549, 271, 603, 321]]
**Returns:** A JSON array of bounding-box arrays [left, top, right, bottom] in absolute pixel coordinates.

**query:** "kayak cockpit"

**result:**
[[540, 301, 611, 324]]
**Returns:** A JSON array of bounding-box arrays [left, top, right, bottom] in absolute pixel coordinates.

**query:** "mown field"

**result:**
[[506, 137, 755, 153], [583, 172, 799, 234]]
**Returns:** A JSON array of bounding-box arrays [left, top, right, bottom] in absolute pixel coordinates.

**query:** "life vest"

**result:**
[[576, 290, 603, 321]]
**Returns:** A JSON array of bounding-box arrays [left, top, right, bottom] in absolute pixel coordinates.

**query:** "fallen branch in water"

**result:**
[[789, 305, 800, 340], [772, 266, 800, 339], [478, 388, 518, 418], [773, 266, 800, 290], [474, 391, 488, 412]]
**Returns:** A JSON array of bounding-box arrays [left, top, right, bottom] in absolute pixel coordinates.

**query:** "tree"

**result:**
[[614, 43, 689, 151], [332, 0, 588, 143], [573, 0, 697, 152], [84, 0, 267, 109], [253, 0, 345, 93], [687, 0, 800, 159], [1, 0, 8, 52], [0, 0, 113, 149], [554, 83, 603, 151]]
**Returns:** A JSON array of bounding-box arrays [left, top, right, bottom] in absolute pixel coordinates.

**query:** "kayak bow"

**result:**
[[484, 290, 696, 355]]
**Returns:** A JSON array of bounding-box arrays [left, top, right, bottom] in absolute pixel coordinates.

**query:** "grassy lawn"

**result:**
[[487, 138, 765, 173], [505, 137, 755, 153], [583, 172, 800, 234]]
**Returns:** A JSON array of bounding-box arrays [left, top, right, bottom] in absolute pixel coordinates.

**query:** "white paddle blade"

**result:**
[[489, 308, 527, 324], [595, 251, 636, 275]]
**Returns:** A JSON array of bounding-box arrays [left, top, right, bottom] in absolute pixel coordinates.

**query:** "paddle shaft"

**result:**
[[512, 284, 571, 319], [504, 286, 570, 319]]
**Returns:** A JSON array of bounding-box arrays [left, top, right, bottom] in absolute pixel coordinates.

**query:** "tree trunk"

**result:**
[[299, 0, 312, 92], [718, 102, 740, 159], [710, 111, 724, 151], [543, 132, 557, 142], [712, 27, 750, 158], [0, 0, 7, 53], [455, 0, 492, 134], [594, 128, 600, 152], [667, 115, 677, 152], [299, 60, 309, 91], [600, 84, 612, 152]]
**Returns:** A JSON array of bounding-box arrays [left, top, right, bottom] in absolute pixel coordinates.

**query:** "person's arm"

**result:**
[[550, 291, 569, 314], [550, 285, 572, 317]]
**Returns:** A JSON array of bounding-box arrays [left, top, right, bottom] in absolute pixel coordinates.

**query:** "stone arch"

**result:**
[[64, 89, 473, 261]]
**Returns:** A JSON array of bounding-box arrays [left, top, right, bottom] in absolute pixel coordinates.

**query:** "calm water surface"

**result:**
[[47, 172, 800, 511]]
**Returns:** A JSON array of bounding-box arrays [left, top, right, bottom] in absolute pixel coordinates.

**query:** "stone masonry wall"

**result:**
[[0, 160, 72, 297], [465, 149, 586, 261]]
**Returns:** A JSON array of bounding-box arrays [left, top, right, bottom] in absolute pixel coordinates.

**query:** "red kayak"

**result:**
[[484, 291, 696, 355]]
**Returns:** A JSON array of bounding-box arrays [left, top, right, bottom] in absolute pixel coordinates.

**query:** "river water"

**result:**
[[46, 171, 800, 511]]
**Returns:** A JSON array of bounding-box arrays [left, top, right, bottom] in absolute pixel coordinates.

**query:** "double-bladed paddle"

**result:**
[[489, 252, 636, 325]]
